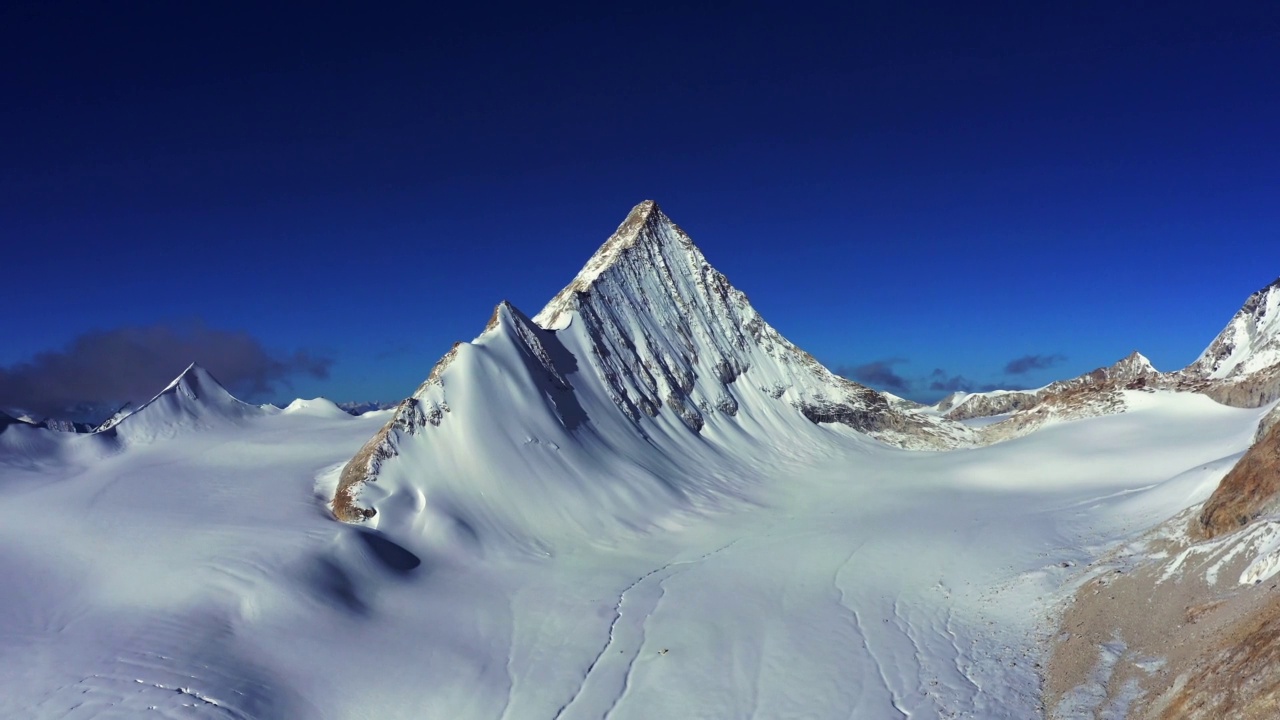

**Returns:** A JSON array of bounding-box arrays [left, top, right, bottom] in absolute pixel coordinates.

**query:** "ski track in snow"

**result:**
[[553, 538, 745, 720], [834, 540, 909, 720]]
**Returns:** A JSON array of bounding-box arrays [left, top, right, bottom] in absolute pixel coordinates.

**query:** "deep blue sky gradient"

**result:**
[[3, 1, 1279, 405]]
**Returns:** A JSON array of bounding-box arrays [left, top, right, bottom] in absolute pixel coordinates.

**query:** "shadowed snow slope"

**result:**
[[335, 201, 971, 540]]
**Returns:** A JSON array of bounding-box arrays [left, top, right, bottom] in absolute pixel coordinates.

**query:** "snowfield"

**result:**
[[0, 388, 1266, 719]]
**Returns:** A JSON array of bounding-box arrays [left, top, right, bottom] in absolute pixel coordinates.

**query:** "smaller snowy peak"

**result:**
[[106, 363, 262, 441], [282, 397, 349, 418], [1185, 277, 1280, 381], [881, 391, 925, 411], [1043, 350, 1160, 396], [1110, 350, 1157, 380], [955, 351, 1161, 435]]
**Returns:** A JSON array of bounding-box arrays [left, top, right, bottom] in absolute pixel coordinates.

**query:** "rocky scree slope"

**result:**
[[943, 351, 1160, 431], [1048, 405, 1280, 720]]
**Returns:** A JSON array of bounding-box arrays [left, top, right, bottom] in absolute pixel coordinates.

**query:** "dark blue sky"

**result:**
[[3, 1, 1279, 411]]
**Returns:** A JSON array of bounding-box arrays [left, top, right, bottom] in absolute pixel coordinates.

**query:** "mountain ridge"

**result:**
[[333, 201, 973, 526]]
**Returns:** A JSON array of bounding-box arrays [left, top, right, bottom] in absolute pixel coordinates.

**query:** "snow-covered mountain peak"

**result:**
[[1185, 277, 1280, 381], [1111, 350, 1157, 380], [106, 363, 262, 441], [159, 363, 228, 402], [335, 201, 972, 527]]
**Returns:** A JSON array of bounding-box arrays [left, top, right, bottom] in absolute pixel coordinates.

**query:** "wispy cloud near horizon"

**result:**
[[0, 323, 332, 418], [1004, 353, 1066, 375], [837, 358, 910, 393]]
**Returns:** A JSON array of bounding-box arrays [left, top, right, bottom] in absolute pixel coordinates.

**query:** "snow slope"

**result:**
[[0, 385, 1265, 719], [3, 203, 1277, 720]]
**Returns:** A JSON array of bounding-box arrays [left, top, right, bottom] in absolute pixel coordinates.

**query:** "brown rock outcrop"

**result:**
[[1198, 418, 1280, 539]]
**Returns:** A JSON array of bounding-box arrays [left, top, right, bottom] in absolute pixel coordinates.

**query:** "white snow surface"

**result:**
[[0, 373, 1265, 719]]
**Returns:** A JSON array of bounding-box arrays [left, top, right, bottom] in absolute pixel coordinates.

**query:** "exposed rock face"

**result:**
[[1184, 277, 1280, 382], [1197, 418, 1280, 540], [333, 397, 430, 522], [1167, 277, 1280, 409], [334, 201, 973, 523], [943, 391, 1039, 421], [1191, 365, 1280, 409], [1049, 350, 1160, 393], [976, 384, 1131, 444], [1152, 595, 1280, 719], [940, 351, 1158, 425], [1257, 403, 1280, 445]]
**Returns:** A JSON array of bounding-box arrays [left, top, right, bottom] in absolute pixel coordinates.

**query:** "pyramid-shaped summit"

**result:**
[[532, 199, 689, 329], [105, 363, 262, 442], [333, 201, 970, 531]]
